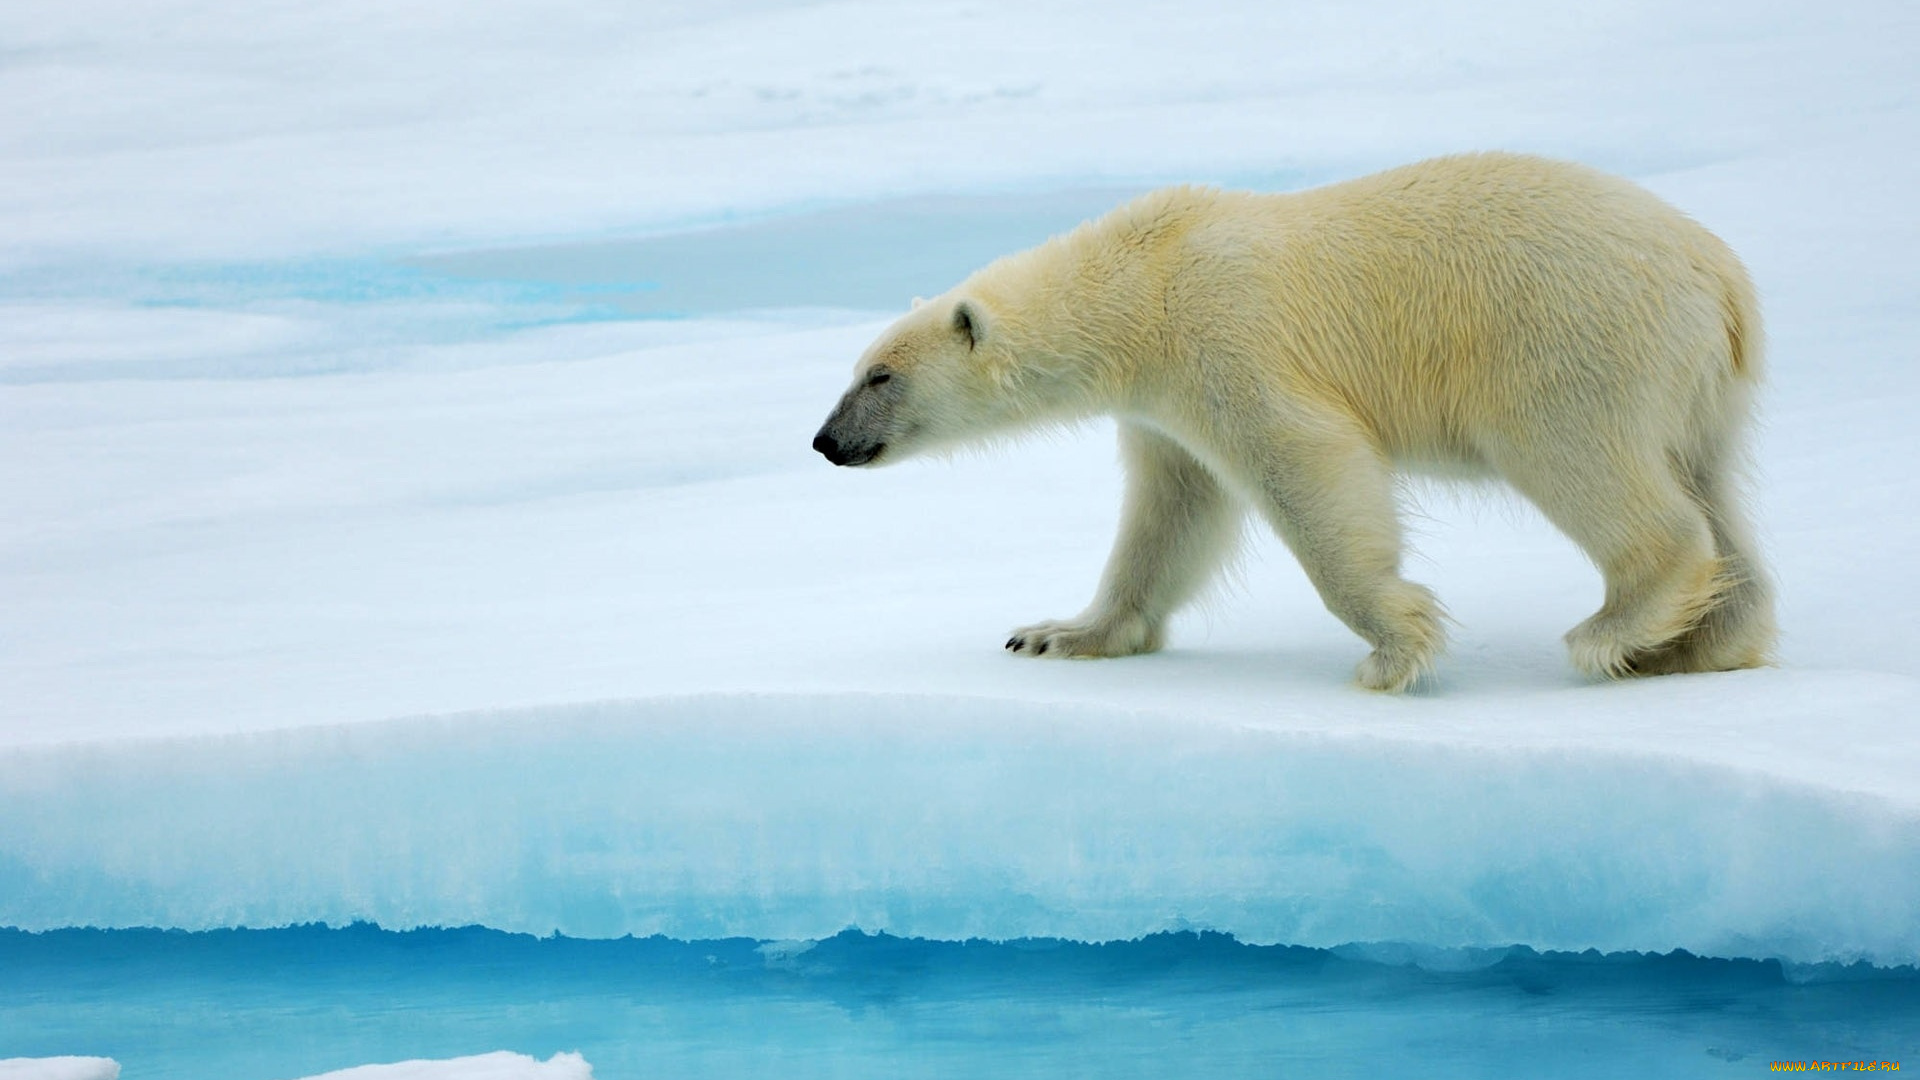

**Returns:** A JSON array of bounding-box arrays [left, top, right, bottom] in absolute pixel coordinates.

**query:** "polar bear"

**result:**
[[812, 152, 1774, 691]]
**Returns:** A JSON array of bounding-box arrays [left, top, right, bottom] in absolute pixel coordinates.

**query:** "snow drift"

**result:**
[[3, 694, 1913, 965]]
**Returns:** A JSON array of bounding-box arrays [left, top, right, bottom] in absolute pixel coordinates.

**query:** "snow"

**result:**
[[288, 1052, 591, 1080], [0, 3, 1917, 1073], [0, 1061, 118, 1080], [4, 0, 1910, 267]]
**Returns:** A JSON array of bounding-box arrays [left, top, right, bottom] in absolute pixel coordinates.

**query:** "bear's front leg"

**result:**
[[1249, 420, 1447, 692], [1006, 422, 1241, 660]]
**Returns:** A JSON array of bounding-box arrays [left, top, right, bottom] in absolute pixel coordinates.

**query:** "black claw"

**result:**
[[1035, 641, 1049, 655], [1006, 637, 1022, 651]]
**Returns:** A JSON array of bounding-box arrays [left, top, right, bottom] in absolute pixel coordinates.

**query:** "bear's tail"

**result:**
[[1718, 249, 1764, 382]]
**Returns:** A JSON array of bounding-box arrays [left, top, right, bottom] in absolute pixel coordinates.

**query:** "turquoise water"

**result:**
[[0, 189, 1149, 383], [408, 188, 1145, 317], [3, 188, 1146, 329], [6, 926, 1916, 1079]]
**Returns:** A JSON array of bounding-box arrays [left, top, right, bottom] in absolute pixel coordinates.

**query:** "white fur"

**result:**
[[815, 152, 1775, 691]]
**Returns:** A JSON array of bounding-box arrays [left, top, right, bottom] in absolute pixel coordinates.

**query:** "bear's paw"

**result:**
[[1005, 613, 1160, 659], [1352, 583, 1447, 692]]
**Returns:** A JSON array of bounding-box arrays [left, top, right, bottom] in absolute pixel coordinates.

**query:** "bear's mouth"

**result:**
[[833, 442, 883, 467]]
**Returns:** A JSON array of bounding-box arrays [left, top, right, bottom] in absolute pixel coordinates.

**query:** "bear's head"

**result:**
[[812, 292, 1019, 467]]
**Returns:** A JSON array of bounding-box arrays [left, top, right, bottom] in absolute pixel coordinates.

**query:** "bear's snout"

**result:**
[[817, 363, 905, 466], [812, 430, 847, 464], [812, 428, 882, 467]]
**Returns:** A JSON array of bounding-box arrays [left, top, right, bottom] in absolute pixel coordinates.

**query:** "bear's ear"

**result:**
[[952, 299, 987, 351]]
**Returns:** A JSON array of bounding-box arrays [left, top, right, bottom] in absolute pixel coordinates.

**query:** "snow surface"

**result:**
[[0, 1060, 118, 1080], [2, 0, 1917, 981], [288, 1052, 591, 1080]]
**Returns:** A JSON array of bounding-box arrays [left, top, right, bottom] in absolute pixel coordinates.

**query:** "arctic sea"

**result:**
[[8, 925, 1916, 1080]]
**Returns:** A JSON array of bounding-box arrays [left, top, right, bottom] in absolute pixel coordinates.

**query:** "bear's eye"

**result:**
[[865, 370, 892, 387]]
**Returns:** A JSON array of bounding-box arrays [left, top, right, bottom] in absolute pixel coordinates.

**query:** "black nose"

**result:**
[[813, 430, 845, 465]]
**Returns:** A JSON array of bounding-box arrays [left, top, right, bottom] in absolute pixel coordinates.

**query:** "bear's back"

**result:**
[[1154, 153, 1750, 462]]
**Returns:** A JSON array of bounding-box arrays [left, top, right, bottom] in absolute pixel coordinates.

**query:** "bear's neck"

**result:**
[[982, 216, 1180, 419]]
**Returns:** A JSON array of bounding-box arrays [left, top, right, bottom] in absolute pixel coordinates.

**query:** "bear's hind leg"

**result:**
[[1509, 450, 1727, 679], [1007, 422, 1241, 659], [1632, 440, 1776, 673]]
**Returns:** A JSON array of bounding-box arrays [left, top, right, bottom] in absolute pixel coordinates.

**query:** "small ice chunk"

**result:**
[[0, 1060, 120, 1080], [289, 1052, 591, 1080], [757, 939, 818, 970]]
